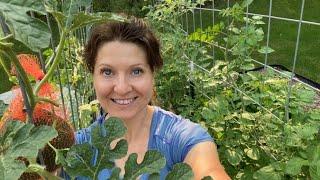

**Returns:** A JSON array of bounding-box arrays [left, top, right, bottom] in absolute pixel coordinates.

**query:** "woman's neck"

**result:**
[[121, 105, 154, 143]]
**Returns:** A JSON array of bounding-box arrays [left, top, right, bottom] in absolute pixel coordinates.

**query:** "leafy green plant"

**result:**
[[146, 0, 320, 179], [52, 117, 193, 180], [0, 0, 125, 178], [0, 120, 58, 179], [0, 0, 200, 179]]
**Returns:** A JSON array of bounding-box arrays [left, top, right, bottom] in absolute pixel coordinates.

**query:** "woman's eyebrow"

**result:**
[[130, 63, 145, 67], [97, 63, 111, 67]]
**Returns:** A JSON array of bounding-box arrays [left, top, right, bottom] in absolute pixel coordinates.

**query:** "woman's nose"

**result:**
[[114, 75, 132, 95]]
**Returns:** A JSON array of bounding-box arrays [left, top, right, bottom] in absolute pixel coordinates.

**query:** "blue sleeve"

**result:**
[[170, 120, 214, 163]]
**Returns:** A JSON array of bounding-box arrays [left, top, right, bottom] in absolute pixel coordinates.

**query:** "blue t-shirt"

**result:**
[[63, 106, 213, 179]]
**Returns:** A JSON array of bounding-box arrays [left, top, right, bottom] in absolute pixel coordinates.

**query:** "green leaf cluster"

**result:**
[[60, 117, 194, 179], [0, 121, 57, 179], [146, 0, 320, 179]]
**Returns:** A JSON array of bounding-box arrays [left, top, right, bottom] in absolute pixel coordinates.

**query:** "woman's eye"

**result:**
[[101, 68, 112, 77], [132, 68, 143, 76]]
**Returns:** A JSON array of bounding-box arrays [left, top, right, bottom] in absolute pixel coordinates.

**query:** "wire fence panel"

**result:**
[[179, 0, 319, 124]]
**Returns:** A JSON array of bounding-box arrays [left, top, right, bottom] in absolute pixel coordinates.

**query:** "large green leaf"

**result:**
[[123, 150, 166, 180], [45, 0, 126, 32], [64, 143, 96, 178], [165, 163, 194, 180], [285, 157, 308, 176], [297, 125, 319, 140], [92, 117, 128, 175], [226, 148, 243, 166], [63, 117, 128, 179], [0, 121, 57, 179], [70, 12, 126, 31], [0, 0, 51, 51], [253, 165, 282, 180], [244, 147, 260, 160]]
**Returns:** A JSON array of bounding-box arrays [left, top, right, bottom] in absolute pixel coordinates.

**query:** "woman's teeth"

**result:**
[[112, 98, 136, 105]]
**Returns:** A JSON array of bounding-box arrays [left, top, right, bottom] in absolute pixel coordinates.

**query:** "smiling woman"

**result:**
[[93, 41, 154, 122], [67, 18, 230, 179]]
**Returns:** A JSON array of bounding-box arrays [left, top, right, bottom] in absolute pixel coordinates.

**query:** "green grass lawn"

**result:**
[[183, 0, 320, 83]]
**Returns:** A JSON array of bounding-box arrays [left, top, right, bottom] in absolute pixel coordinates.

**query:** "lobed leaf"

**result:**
[[63, 117, 128, 179], [124, 150, 166, 180], [64, 143, 96, 178], [165, 163, 194, 180]]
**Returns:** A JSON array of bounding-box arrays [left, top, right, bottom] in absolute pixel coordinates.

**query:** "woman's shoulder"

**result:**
[[150, 106, 213, 164], [152, 106, 209, 139], [151, 106, 213, 146]]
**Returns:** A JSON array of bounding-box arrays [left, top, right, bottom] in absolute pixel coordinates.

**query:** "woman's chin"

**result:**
[[106, 112, 133, 121]]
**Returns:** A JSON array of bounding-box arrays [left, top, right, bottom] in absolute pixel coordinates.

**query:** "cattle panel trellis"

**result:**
[[176, 0, 320, 123]]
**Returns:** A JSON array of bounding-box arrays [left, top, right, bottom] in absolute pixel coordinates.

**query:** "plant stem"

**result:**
[[35, 97, 59, 107], [35, 30, 66, 94], [0, 52, 12, 77], [0, 49, 35, 109]]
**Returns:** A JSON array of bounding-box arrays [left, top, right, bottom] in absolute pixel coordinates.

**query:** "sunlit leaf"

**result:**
[[244, 147, 260, 160], [258, 46, 275, 54], [226, 148, 243, 166], [0, 0, 51, 51]]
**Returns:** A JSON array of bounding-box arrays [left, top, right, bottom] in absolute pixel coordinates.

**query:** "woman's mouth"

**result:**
[[111, 97, 138, 105]]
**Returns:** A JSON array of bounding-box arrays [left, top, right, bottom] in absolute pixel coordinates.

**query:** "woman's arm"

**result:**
[[184, 141, 231, 180]]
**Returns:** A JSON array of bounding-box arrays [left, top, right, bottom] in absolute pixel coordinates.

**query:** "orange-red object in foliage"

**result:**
[[11, 54, 45, 80], [2, 82, 66, 125], [1, 54, 75, 176]]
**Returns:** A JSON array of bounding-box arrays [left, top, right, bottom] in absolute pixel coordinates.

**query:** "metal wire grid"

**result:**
[[180, 0, 319, 122]]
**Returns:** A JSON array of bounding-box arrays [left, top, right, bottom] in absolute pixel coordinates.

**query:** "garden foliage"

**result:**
[[0, 0, 319, 179], [0, 120, 57, 179], [0, 0, 195, 179], [146, 0, 320, 179]]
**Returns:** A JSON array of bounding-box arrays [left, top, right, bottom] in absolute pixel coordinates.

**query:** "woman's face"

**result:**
[[93, 41, 153, 120]]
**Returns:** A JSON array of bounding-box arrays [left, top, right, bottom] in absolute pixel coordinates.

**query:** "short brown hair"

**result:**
[[84, 18, 163, 73]]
